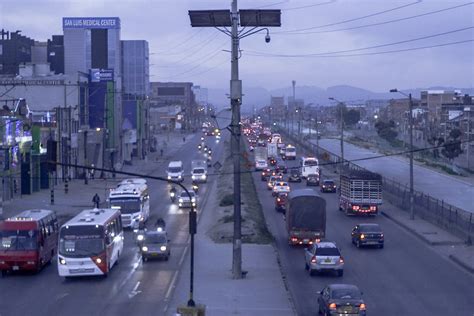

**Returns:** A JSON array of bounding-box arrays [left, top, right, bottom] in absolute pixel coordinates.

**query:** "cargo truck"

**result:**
[[286, 189, 326, 246], [267, 142, 278, 159], [339, 169, 382, 216]]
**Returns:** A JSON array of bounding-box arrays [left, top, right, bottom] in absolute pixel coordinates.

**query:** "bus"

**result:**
[[109, 180, 150, 229], [300, 157, 320, 178], [0, 209, 58, 275], [58, 208, 123, 278]]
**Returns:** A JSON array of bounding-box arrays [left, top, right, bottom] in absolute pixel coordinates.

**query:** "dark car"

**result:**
[[140, 231, 171, 262], [351, 223, 384, 248], [306, 174, 320, 186], [318, 284, 366, 316], [275, 158, 287, 174], [321, 179, 337, 193], [288, 169, 302, 182], [274, 192, 288, 213], [268, 157, 277, 166], [261, 168, 272, 181]]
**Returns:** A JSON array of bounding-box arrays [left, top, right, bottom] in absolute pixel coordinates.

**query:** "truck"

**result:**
[[284, 144, 296, 160], [339, 169, 382, 216], [254, 146, 268, 170], [286, 189, 326, 246], [191, 160, 208, 183], [267, 142, 278, 159]]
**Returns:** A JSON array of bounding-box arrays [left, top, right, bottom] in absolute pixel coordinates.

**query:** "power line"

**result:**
[[151, 28, 205, 55], [281, 0, 337, 11], [245, 26, 474, 57], [275, 0, 422, 34], [278, 2, 474, 35]]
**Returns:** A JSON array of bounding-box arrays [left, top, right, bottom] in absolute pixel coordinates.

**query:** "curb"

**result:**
[[448, 254, 474, 274], [381, 211, 465, 246]]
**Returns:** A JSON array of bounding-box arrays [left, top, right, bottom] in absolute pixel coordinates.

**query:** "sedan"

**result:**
[[321, 179, 337, 193], [274, 192, 288, 213], [288, 169, 302, 182], [275, 159, 287, 174], [351, 223, 384, 248], [306, 174, 320, 186], [178, 191, 197, 208], [272, 181, 290, 196], [141, 231, 171, 262], [267, 175, 282, 190], [261, 168, 272, 181], [318, 284, 366, 316], [255, 159, 268, 171], [304, 242, 344, 277]]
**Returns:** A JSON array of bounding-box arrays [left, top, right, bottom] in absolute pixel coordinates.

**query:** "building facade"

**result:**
[[0, 30, 35, 75]]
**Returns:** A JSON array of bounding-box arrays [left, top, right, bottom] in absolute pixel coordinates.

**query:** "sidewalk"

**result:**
[[381, 204, 474, 274], [167, 175, 295, 316], [0, 131, 195, 221]]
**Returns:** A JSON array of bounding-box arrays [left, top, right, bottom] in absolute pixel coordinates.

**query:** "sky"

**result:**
[[1, 0, 473, 92]]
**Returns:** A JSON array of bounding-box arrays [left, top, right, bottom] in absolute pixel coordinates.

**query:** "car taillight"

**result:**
[[360, 234, 365, 239], [277, 198, 281, 202], [359, 303, 366, 310], [339, 257, 344, 263], [310, 256, 317, 263], [370, 206, 377, 211], [352, 205, 360, 211], [291, 237, 298, 242], [329, 303, 337, 310]]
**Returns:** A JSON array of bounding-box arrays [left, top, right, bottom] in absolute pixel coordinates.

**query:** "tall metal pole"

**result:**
[[409, 93, 414, 220], [340, 102, 344, 173], [231, 0, 243, 279], [315, 117, 319, 158]]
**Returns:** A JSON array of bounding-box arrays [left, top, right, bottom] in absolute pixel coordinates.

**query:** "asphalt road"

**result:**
[[314, 138, 474, 212], [0, 131, 224, 316], [252, 146, 474, 316]]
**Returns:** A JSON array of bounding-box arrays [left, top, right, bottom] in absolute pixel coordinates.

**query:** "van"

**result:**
[[167, 161, 184, 182]]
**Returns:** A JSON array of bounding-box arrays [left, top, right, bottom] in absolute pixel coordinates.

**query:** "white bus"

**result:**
[[109, 181, 150, 229], [300, 157, 320, 178], [58, 208, 123, 278]]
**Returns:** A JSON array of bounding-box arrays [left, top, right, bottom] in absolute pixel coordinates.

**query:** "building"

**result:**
[[149, 82, 197, 130], [420, 90, 461, 124], [192, 85, 208, 113], [47, 35, 65, 75], [0, 29, 35, 75], [121, 40, 150, 162], [63, 17, 123, 169]]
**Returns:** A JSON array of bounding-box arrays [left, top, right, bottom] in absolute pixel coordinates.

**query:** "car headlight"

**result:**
[[179, 198, 183, 203], [191, 198, 196, 203], [60, 258, 66, 265], [160, 246, 167, 251], [192, 175, 196, 179], [203, 175, 207, 179], [167, 176, 171, 180], [178, 175, 182, 179], [142, 246, 148, 252], [95, 258, 102, 264], [137, 234, 144, 241]]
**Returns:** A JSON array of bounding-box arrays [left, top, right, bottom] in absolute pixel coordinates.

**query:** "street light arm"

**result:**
[[239, 27, 269, 39]]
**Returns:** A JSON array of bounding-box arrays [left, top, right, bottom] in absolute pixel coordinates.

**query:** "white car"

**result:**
[[304, 242, 344, 277], [255, 159, 268, 170], [178, 191, 197, 208], [272, 181, 290, 196]]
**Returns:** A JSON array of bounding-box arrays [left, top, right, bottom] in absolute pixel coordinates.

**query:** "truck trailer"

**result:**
[[339, 169, 382, 216]]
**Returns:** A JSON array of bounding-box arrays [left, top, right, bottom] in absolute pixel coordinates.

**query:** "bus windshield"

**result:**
[[110, 197, 140, 214], [59, 226, 104, 257], [0, 230, 37, 251], [304, 159, 318, 166]]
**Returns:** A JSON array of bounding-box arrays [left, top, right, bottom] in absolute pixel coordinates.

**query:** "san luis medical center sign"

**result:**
[[63, 17, 120, 29]]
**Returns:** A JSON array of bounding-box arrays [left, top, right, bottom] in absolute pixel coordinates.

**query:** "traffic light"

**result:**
[[46, 139, 57, 172]]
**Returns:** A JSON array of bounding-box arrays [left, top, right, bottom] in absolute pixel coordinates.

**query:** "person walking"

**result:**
[[92, 193, 101, 208]]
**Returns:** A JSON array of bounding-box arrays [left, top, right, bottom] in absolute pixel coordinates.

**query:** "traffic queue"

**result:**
[[243, 118, 383, 315]]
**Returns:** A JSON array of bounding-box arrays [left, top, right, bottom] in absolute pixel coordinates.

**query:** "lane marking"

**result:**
[[128, 281, 142, 299]]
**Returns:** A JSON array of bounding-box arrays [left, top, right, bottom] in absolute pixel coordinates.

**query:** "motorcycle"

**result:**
[[192, 182, 199, 193], [170, 190, 176, 202], [156, 218, 166, 232]]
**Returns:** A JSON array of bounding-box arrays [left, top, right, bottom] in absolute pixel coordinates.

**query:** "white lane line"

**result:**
[[128, 281, 142, 299]]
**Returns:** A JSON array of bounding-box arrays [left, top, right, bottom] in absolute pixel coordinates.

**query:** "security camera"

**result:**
[[265, 34, 271, 43]]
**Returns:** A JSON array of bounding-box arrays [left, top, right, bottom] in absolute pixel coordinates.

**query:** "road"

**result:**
[[252, 145, 474, 315], [313, 138, 474, 212], [0, 131, 225, 316]]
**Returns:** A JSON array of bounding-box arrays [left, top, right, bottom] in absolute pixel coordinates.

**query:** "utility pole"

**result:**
[[329, 97, 344, 173], [408, 93, 414, 220], [292, 80, 295, 135], [230, 0, 243, 280]]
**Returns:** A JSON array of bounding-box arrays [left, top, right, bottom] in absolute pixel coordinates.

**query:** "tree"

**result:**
[[441, 128, 463, 161], [375, 120, 398, 143], [344, 109, 360, 126]]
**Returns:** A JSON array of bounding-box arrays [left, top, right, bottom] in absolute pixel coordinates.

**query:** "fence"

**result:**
[[278, 127, 473, 244]]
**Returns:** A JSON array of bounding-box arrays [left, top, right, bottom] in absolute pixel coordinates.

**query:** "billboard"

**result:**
[[90, 69, 114, 82], [63, 17, 120, 29]]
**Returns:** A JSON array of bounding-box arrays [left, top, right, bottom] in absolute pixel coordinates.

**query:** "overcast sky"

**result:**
[[1, 0, 473, 92]]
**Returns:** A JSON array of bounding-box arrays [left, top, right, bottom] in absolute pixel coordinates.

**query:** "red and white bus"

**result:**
[[57, 208, 123, 278], [0, 209, 58, 276]]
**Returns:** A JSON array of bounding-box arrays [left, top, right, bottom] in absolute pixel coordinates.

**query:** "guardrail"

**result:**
[[278, 127, 473, 244]]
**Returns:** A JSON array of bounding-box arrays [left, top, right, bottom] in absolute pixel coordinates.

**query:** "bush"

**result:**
[[219, 194, 234, 207]]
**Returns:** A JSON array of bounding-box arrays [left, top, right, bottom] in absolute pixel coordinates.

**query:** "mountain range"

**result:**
[[207, 85, 474, 112]]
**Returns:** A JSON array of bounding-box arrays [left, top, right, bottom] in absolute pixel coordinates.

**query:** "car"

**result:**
[[351, 223, 384, 248], [318, 284, 366, 316], [268, 157, 277, 166], [178, 191, 197, 208], [140, 230, 171, 262], [255, 159, 268, 171], [249, 145, 254, 152], [272, 181, 290, 196], [267, 175, 282, 190], [304, 241, 344, 276], [306, 173, 320, 186], [321, 179, 337, 193], [257, 139, 266, 147], [275, 158, 287, 174], [261, 168, 272, 181], [275, 192, 288, 213], [288, 169, 302, 182], [279, 147, 286, 157]]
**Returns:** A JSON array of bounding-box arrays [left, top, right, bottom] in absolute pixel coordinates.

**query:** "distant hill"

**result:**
[[208, 85, 474, 110]]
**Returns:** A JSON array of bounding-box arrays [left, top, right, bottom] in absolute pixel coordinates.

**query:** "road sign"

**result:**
[[213, 161, 222, 171]]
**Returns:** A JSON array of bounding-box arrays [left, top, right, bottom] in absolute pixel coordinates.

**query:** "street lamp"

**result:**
[[188, 0, 281, 293], [329, 97, 345, 173], [390, 88, 414, 220]]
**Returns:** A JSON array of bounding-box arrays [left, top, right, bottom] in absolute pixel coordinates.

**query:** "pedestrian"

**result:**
[[160, 148, 164, 157], [90, 164, 95, 179], [182, 136, 186, 143], [92, 193, 100, 208]]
